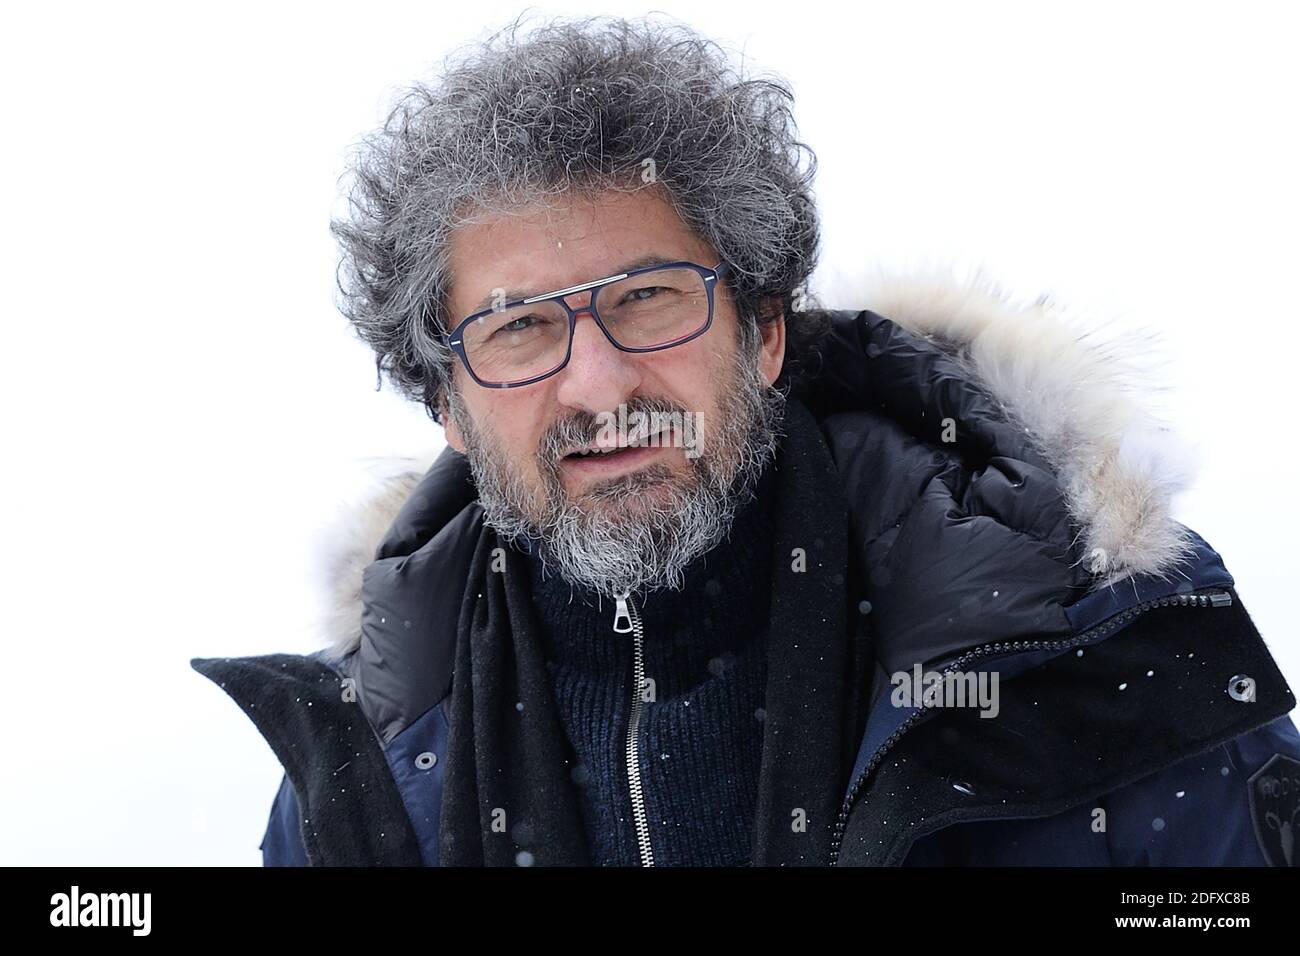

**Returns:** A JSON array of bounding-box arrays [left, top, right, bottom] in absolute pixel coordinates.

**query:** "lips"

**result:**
[[562, 429, 669, 460], [567, 446, 625, 459], [557, 433, 674, 481]]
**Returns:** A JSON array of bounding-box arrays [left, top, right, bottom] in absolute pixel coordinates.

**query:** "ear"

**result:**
[[439, 392, 466, 453], [756, 298, 786, 387]]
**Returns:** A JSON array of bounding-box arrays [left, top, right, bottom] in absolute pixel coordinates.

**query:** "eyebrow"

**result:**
[[465, 254, 682, 315]]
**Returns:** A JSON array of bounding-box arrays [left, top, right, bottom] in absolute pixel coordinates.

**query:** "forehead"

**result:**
[[446, 187, 717, 317]]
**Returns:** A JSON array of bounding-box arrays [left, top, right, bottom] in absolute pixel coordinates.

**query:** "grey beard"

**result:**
[[447, 341, 786, 599]]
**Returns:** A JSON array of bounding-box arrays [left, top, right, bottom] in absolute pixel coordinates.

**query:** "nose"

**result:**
[[552, 296, 642, 414]]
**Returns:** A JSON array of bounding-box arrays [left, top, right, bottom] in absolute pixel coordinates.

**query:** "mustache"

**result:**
[[537, 396, 692, 461]]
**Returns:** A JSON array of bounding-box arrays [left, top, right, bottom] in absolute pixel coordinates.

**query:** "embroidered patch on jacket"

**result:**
[[1248, 754, 1300, 866]]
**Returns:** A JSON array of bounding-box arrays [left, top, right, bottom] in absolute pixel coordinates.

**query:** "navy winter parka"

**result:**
[[193, 274, 1300, 867]]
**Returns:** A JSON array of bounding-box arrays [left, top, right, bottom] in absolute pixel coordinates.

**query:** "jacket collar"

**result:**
[[818, 266, 1199, 584]]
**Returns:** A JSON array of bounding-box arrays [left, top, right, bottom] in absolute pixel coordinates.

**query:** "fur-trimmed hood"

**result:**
[[313, 268, 1200, 662]]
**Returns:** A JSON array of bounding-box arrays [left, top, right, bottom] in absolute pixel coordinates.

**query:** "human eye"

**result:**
[[620, 284, 669, 305], [490, 313, 548, 337]]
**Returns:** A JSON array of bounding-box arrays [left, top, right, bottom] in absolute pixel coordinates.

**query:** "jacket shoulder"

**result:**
[[1100, 714, 1300, 865], [191, 651, 425, 865]]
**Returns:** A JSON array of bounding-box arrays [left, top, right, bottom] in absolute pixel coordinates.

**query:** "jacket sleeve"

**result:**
[[1098, 714, 1300, 865], [260, 772, 311, 867]]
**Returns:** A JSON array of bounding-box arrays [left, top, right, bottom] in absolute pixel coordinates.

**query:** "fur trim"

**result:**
[[315, 268, 1200, 654], [311, 455, 439, 661], [817, 264, 1199, 589]]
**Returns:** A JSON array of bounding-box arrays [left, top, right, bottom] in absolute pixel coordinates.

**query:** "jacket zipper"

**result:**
[[827, 586, 1234, 865], [614, 588, 655, 866]]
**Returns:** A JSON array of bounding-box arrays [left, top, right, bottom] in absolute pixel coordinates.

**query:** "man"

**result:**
[[193, 15, 1300, 867]]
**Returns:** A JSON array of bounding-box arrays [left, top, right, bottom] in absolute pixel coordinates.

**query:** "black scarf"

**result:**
[[438, 398, 863, 866]]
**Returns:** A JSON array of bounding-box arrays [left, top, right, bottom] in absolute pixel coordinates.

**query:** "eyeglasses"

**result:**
[[442, 259, 733, 388]]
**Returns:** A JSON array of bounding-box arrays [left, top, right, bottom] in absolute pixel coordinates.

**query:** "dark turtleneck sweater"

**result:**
[[525, 462, 778, 866]]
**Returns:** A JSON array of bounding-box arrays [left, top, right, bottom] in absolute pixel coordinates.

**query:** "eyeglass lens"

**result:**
[[461, 266, 710, 385]]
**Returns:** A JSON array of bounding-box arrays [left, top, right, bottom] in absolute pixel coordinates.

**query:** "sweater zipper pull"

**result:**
[[613, 588, 633, 634]]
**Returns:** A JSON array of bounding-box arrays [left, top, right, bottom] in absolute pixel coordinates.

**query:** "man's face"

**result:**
[[441, 187, 786, 595]]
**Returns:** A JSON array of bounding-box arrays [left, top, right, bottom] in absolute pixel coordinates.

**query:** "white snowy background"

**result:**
[[2, 0, 1296, 865]]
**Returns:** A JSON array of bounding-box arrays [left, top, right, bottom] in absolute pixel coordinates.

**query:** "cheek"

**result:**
[[646, 341, 727, 412], [481, 393, 553, 462]]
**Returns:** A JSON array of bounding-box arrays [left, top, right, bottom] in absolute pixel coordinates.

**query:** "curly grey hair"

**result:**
[[331, 12, 828, 423]]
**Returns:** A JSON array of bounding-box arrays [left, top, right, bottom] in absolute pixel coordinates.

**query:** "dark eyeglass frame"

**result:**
[[441, 259, 734, 389]]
